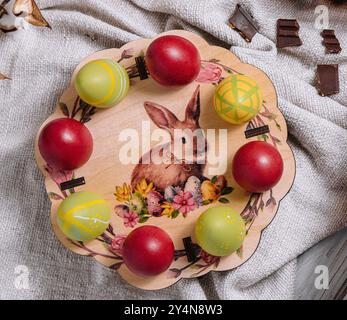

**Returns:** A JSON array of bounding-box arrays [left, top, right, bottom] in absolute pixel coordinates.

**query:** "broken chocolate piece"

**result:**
[[317, 64, 339, 96], [229, 4, 258, 42], [321, 29, 335, 37], [276, 19, 302, 48], [321, 29, 342, 54], [277, 19, 300, 29], [325, 44, 342, 54], [245, 125, 270, 139], [277, 36, 302, 48], [278, 29, 299, 37]]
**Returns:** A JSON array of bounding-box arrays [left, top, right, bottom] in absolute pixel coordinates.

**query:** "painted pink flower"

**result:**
[[173, 191, 196, 217], [200, 249, 219, 264], [196, 62, 222, 84], [45, 164, 73, 187], [123, 210, 139, 228], [147, 191, 163, 216], [110, 235, 126, 254]]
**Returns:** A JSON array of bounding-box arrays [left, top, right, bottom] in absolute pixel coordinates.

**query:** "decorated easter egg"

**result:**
[[195, 206, 245, 257], [146, 35, 201, 86], [214, 75, 263, 124], [74, 59, 129, 108], [232, 141, 283, 193], [38, 118, 93, 170], [122, 226, 174, 277], [57, 191, 110, 242]]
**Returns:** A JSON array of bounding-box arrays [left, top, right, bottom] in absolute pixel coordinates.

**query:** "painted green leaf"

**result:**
[[139, 216, 150, 223], [211, 176, 217, 184], [202, 200, 211, 206], [218, 197, 229, 203], [221, 187, 233, 195], [171, 210, 180, 219]]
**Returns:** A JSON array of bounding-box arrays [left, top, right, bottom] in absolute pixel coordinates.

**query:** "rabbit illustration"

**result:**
[[131, 86, 207, 191]]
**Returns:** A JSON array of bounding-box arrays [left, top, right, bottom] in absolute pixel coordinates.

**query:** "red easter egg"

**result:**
[[38, 118, 93, 171], [145, 35, 201, 86], [122, 226, 174, 277], [232, 141, 283, 193]]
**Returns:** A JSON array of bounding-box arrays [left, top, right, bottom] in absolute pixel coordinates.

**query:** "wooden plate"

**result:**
[[35, 30, 295, 290]]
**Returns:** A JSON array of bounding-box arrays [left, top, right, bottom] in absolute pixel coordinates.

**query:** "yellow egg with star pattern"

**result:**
[[57, 191, 111, 242], [214, 74, 263, 125], [75, 59, 129, 108], [195, 206, 245, 257]]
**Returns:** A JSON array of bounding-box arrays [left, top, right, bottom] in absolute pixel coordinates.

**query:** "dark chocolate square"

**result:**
[[317, 64, 339, 96]]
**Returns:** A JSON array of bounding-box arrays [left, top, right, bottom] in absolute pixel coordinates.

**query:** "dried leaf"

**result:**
[[59, 102, 69, 117], [109, 262, 122, 270], [168, 268, 181, 278], [0, 73, 11, 80], [265, 198, 272, 207], [47, 192, 63, 200], [13, 0, 50, 28]]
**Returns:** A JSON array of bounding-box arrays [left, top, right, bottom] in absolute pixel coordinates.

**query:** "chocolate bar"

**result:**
[[321, 29, 341, 54], [229, 4, 258, 42], [317, 64, 339, 96], [276, 19, 302, 48]]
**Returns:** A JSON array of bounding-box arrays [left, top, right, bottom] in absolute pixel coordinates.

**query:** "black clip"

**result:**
[[60, 177, 86, 191], [135, 56, 149, 80], [183, 237, 199, 262], [244, 125, 269, 139]]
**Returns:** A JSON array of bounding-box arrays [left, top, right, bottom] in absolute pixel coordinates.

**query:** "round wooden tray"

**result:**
[[35, 30, 295, 290]]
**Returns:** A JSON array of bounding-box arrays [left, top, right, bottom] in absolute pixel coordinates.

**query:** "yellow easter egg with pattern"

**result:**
[[57, 191, 111, 242], [75, 59, 129, 108], [214, 74, 263, 125], [195, 206, 245, 257]]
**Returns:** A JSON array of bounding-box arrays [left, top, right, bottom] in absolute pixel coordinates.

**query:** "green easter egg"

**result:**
[[57, 191, 111, 242], [195, 206, 246, 257], [214, 75, 263, 125], [75, 59, 129, 108]]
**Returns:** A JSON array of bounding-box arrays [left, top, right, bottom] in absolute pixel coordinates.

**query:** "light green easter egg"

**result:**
[[195, 206, 246, 257], [75, 59, 129, 108], [57, 191, 111, 242]]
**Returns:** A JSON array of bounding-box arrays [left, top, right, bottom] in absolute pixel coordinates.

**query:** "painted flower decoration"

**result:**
[[110, 235, 126, 255], [123, 210, 139, 228], [173, 191, 196, 217], [114, 183, 131, 202], [196, 61, 222, 84], [147, 191, 163, 216], [161, 202, 175, 218], [200, 249, 219, 264], [45, 164, 73, 186], [129, 192, 145, 214], [135, 179, 155, 198], [201, 180, 220, 202]]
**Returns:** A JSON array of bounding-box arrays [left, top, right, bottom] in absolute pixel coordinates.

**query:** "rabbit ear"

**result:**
[[185, 85, 200, 124], [144, 101, 179, 130]]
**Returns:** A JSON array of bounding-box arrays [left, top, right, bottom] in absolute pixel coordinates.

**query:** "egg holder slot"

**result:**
[[35, 30, 296, 290]]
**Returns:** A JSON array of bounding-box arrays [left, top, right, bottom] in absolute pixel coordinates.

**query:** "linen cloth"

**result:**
[[0, 0, 346, 300]]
